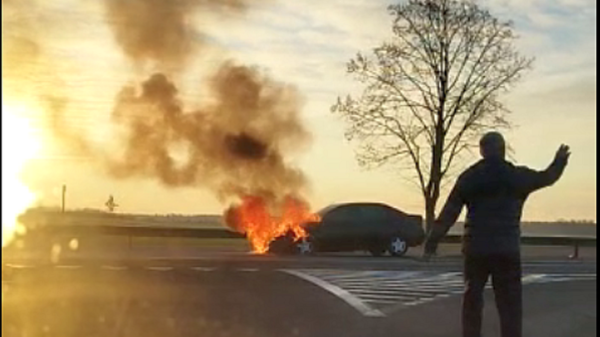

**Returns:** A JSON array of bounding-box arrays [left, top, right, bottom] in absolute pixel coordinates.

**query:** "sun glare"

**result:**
[[1, 104, 41, 247]]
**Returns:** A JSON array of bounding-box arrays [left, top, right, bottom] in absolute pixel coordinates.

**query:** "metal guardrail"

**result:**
[[38, 224, 245, 239], [440, 233, 596, 246], [24, 225, 596, 259], [441, 233, 596, 259]]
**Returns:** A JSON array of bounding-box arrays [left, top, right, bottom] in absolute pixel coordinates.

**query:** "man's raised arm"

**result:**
[[516, 144, 570, 195]]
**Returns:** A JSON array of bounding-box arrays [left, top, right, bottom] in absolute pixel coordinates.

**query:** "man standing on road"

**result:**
[[423, 132, 570, 337]]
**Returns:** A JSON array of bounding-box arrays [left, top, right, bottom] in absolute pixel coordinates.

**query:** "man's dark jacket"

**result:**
[[428, 156, 568, 256]]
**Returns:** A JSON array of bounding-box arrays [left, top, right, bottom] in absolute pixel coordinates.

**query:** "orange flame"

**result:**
[[225, 196, 320, 253]]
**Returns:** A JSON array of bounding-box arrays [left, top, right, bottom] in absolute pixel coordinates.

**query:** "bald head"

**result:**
[[479, 132, 506, 160]]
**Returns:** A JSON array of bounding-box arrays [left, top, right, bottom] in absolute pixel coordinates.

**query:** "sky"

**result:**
[[3, 0, 597, 221]]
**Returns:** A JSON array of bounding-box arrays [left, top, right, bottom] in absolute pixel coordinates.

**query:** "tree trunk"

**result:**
[[425, 135, 444, 233], [425, 196, 436, 234], [425, 165, 444, 233]]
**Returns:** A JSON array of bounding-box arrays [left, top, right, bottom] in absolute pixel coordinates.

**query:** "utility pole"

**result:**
[[61, 185, 66, 213]]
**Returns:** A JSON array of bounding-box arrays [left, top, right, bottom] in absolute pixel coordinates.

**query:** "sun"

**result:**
[[1, 104, 41, 247]]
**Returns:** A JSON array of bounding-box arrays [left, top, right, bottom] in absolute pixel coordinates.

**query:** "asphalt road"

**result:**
[[2, 248, 596, 337]]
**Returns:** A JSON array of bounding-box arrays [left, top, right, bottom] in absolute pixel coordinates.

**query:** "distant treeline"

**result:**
[[19, 207, 224, 228]]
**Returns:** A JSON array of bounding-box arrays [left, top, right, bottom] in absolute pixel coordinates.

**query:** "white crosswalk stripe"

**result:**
[[421, 259, 596, 267], [284, 269, 596, 316]]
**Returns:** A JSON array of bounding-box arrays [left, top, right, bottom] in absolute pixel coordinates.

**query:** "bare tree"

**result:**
[[332, 0, 533, 232]]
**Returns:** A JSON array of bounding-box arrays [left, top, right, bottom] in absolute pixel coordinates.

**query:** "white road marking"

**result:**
[[146, 266, 173, 271], [312, 271, 402, 281], [347, 287, 459, 296], [362, 298, 400, 305], [101, 265, 128, 271], [420, 260, 596, 269], [190, 267, 215, 272], [4, 264, 34, 269], [521, 274, 547, 283], [404, 298, 435, 306], [237, 268, 259, 272], [55, 265, 82, 270], [335, 280, 464, 287], [353, 293, 416, 301], [545, 273, 596, 278], [281, 269, 386, 317], [522, 261, 590, 265], [526, 274, 597, 283], [283, 268, 597, 314]]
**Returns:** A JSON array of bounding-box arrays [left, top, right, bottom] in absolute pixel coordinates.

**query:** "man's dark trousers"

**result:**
[[462, 254, 522, 337]]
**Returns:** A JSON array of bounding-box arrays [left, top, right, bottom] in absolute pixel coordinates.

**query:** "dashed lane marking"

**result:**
[[3, 264, 34, 269], [190, 267, 216, 272], [145, 266, 174, 272], [101, 265, 128, 271], [55, 265, 82, 270]]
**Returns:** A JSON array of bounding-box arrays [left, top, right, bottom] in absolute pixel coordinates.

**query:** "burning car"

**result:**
[[267, 202, 425, 256]]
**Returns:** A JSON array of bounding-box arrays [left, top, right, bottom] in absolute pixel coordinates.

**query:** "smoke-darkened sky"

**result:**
[[3, 0, 596, 221]]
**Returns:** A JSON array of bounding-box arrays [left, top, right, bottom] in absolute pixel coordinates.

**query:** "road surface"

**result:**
[[2, 247, 596, 337]]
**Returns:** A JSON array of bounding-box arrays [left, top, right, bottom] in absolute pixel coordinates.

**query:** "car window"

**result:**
[[324, 206, 363, 223], [361, 205, 390, 222]]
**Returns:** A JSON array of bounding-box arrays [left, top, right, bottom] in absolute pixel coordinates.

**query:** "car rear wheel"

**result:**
[[388, 236, 408, 257], [296, 238, 314, 255]]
